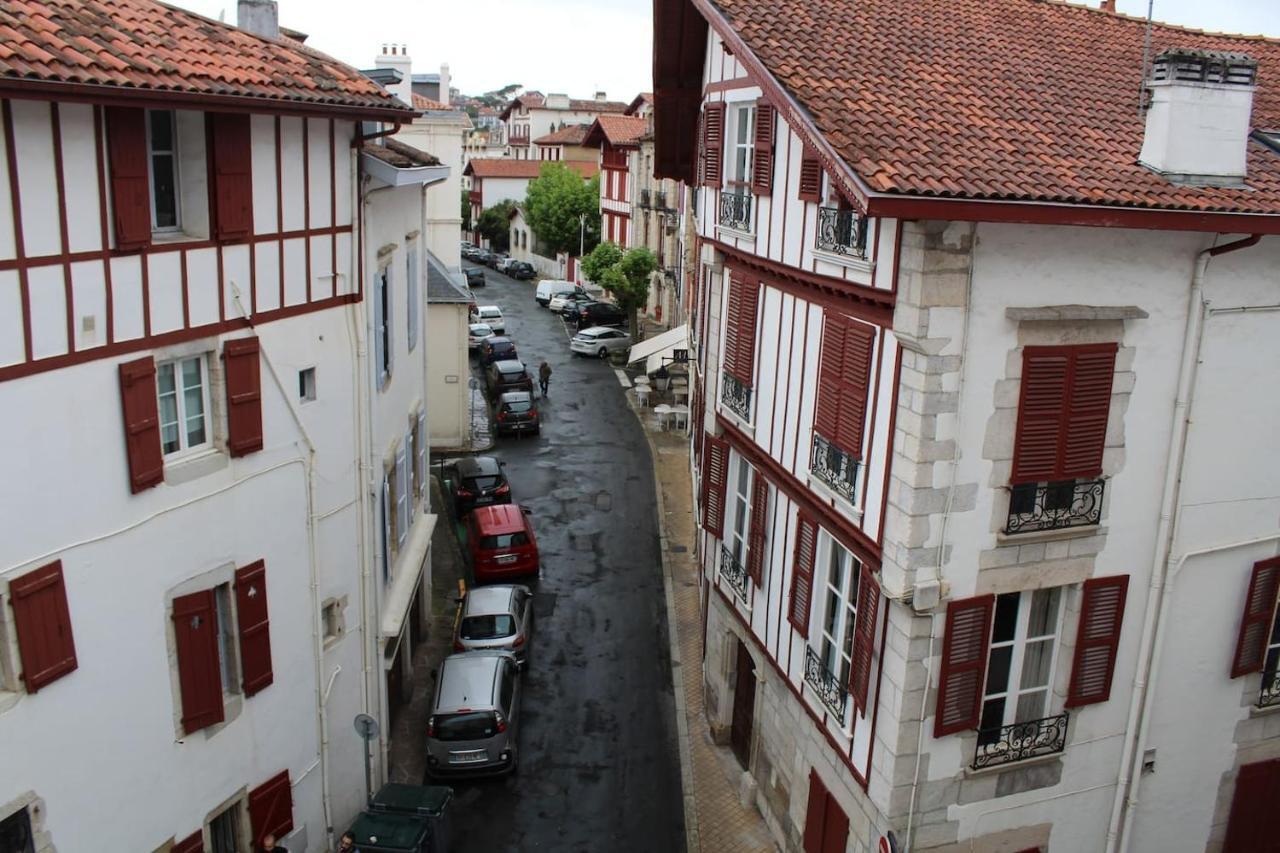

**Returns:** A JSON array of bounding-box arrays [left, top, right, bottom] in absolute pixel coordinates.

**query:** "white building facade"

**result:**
[[501, 91, 629, 160]]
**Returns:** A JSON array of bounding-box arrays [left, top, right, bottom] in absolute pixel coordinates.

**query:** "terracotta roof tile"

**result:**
[[703, 0, 1280, 213], [583, 114, 649, 148], [464, 158, 599, 179], [0, 0, 411, 116], [363, 138, 441, 168], [533, 123, 591, 145], [411, 93, 449, 111]]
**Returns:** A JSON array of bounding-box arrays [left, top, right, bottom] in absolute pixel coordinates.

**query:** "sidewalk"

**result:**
[[630, 386, 778, 853]]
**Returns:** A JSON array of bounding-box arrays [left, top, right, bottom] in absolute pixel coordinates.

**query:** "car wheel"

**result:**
[[598, 347, 608, 359]]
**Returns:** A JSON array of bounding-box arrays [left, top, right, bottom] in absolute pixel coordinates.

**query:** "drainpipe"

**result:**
[[1106, 233, 1262, 853]]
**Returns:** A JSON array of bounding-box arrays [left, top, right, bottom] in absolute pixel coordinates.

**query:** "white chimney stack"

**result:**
[[1138, 49, 1258, 185], [237, 0, 279, 39], [439, 63, 451, 106]]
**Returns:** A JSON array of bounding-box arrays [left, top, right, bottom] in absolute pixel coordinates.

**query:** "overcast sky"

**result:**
[[170, 0, 1277, 101]]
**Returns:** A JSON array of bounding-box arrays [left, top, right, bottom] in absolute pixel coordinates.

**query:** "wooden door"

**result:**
[[730, 639, 756, 770], [1225, 758, 1280, 851]]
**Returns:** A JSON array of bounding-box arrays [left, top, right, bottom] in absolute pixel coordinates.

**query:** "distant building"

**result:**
[[501, 91, 628, 160]]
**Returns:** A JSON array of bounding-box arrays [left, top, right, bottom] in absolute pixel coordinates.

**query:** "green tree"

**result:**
[[581, 243, 656, 339], [476, 200, 515, 252], [524, 162, 600, 256], [461, 189, 472, 232], [580, 241, 623, 283]]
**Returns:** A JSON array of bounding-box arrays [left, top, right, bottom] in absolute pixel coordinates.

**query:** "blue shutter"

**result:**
[[381, 477, 391, 581], [408, 247, 419, 353], [374, 270, 387, 390], [416, 411, 428, 502], [385, 267, 394, 381], [396, 443, 409, 548]]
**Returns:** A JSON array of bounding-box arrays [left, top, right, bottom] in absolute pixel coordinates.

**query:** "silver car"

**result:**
[[453, 584, 533, 666], [468, 323, 494, 351], [570, 326, 633, 359], [426, 651, 522, 777]]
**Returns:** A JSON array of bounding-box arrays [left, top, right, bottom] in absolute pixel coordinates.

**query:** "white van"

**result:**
[[534, 280, 579, 307]]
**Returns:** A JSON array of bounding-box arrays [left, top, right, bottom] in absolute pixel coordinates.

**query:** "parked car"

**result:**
[[468, 323, 494, 352], [480, 336, 517, 365], [548, 289, 591, 314], [472, 249, 493, 266], [573, 301, 627, 328], [449, 455, 511, 513], [507, 261, 536, 280], [571, 326, 633, 359], [485, 359, 534, 397], [453, 584, 533, 667], [485, 253, 508, 270], [464, 267, 486, 288], [476, 305, 505, 333], [496, 257, 518, 274], [426, 650, 522, 778], [493, 391, 540, 436], [535, 279, 580, 306], [465, 504, 540, 582]]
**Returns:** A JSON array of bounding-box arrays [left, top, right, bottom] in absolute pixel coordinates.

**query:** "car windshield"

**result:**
[[434, 711, 499, 741], [499, 365, 524, 376], [467, 475, 502, 490], [480, 532, 530, 549], [578, 332, 599, 340], [461, 614, 516, 640], [481, 309, 500, 318], [504, 401, 532, 413]]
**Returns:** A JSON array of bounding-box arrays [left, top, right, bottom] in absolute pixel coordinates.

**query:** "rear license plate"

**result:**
[[496, 554, 518, 564], [450, 750, 488, 764]]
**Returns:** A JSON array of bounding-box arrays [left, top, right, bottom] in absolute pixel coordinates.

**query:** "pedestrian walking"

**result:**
[[538, 360, 552, 397], [259, 834, 287, 853]]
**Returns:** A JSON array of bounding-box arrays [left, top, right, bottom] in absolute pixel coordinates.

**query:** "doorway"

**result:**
[[730, 638, 757, 770]]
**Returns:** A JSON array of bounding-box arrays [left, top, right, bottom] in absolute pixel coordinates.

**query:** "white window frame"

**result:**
[[146, 108, 181, 233], [980, 588, 1064, 734], [727, 455, 752, 567], [815, 533, 859, 690], [727, 102, 756, 191], [157, 354, 212, 458]]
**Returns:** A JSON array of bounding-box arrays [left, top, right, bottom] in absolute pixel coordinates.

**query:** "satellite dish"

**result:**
[[354, 713, 380, 741]]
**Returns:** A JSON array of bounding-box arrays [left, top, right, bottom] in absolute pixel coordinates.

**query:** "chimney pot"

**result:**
[[1100, 0, 1115, 11], [237, 0, 279, 39]]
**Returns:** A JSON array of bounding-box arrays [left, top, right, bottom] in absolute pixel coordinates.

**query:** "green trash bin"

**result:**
[[347, 784, 454, 853]]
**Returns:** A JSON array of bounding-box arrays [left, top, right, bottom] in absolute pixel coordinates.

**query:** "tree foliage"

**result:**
[[524, 163, 600, 256], [461, 189, 472, 232], [580, 242, 622, 283], [581, 243, 657, 339], [476, 200, 515, 252]]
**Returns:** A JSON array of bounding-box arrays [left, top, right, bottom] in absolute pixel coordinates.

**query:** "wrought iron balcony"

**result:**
[[973, 713, 1069, 770], [719, 544, 749, 602], [718, 191, 752, 231], [640, 189, 652, 208], [804, 646, 847, 725], [1004, 478, 1105, 535], [1260, 668, 1280, 709], [815, 207, 868, 257], [811, 433, 860, 504], [721, 372, 752, 421]]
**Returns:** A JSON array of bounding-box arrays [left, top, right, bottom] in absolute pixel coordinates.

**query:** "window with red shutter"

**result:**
[[701, 436, 730, 538], [1066, 575, 1129, 707], [248, 770, 294, 846], [9, 560, 77, 693], [173, 589, 225, 734], [172, 830, 203, 853], [798, 148, 822, 202], [802, 770, 849, 853], [722, 273, 758, 388], [105, 106, 151, 251], [702, 102, 725, 187], [788, 515, 818, 634], [1224, 758, 1280, 851], [745, 473, 770, 585], [1231, 557, 1280, 678], [224, 337, 263, 457], [119, 356, 165, 494], [235, 560, 273, 697], [813, 312, 874, 458], [1011, 344, 1117, 483], [934, 595, 994, 737], [849, 563, 879, 714], [209, 113, 253, 241], [751, 101, 774, 194]]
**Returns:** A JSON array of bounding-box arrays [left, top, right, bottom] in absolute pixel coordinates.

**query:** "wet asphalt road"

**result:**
[[444, 266, 686, 853]]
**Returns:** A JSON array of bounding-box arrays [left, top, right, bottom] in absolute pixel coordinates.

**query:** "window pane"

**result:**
[[149, 110, 174, 150], [1015, 688, 1048, 723], [986, 645, 1012, 697], [152, 154, 178, 228], [978, 697, 1005, 738], [157, 363, 179, 454], [215, 587, 233, 694], [823, 585, 841, 639], [181, 359, 205, 447], [992, 592, 1020, 643], [1020, 638, 1054, 691], [1027, 588, 1061, 638]]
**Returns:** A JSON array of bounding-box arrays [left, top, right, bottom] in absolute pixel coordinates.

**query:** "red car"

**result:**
[[466, 504, 540, 583]]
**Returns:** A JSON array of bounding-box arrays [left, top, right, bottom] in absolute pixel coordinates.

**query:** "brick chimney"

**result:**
[[1138, 49, 1258, 184], [1100, 0, 1115, 12], [237, 0, 278, 39]]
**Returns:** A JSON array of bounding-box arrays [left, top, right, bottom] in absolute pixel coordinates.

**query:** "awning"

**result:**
[[381, 513, 438, 643], [626, 324, 688, 375]]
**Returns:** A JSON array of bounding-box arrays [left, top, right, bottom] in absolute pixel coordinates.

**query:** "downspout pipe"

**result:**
[[1106, 232, 1262, 853]]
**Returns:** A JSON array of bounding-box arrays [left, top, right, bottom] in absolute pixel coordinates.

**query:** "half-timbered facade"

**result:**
[[0, 1, 423, 850], [656, 0, 1280, 851], [584, 114, 648, 249]]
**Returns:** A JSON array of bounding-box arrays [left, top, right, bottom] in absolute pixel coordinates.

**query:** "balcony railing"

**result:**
[[721, 373, 752, 421], [804, 646, 847, 725], [640, 189, 652, 208], [654, 190, 667, 210], [972, 713, 1069, 770], [1260, 668, 1280, 709], [815, 207, 868, 257], [1004, 478, 1105, 535], [811, 433, 860, 504], [719, 544, 749, 602], [719, 191, 752, 231]]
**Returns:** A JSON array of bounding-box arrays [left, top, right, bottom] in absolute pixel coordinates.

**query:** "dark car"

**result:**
[[574, 300, 627, 328], [556, 293, 596, 317], [507, 261, 536, 280], [485, 359, 534, 397], [493, 391, 540, 437], [480, 336, 518, 365], [449, 455, 511, 514], [473, 249, 493, 265], [485, 252, 508, 269], [464, 267, 486, 288]]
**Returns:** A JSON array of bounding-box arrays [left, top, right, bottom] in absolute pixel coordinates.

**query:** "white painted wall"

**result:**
[[397, 110, 469, 270]]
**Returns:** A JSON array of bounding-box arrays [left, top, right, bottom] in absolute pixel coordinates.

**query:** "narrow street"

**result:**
[[443, 268, 686, 852]]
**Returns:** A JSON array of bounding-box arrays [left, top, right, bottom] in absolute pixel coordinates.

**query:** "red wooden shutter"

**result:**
[[119, 356, 165, 494], [172, 831, 203, 853], [105, 106, 151, 251], [224, 336, 263, 457], [235, 560, 273, 696], [1061, 345, 1117, 479], [849, 563, 879, 714], [702, 102, 725, 187], [934, 595, 994, 737], [821, 798, 849, 853], [802, 770, 828, 853], [1012, 345, 1116, 483], [248, 770, 294, 846], [9, 560, 77, 692], [173, 590, 225, 733], [1066, 574, 1130, 707], [814, 318, 844, 442], [751, 101, 774, 194], [1231, 557, 1280, 678], [209, 112, 253, 241], [701, 435, 730, 537], [1224, 758, 1280, 852], [723, 275, 758, 387], [789, 514, 818, 634], [837, 323, 875, 456], [745, 472, 770, 584], [1011, 349, 1069, 483], [798, 148, 822, 202]]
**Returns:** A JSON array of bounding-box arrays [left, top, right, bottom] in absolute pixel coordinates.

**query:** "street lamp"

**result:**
[[578, 213, 586, 259]]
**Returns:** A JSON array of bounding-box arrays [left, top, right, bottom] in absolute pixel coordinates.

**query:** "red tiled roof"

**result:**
[[675, 0, 1280, 215], [533, 123, 591, 145], [501, 91, 628, 120], [0, 0, 411, 117], [464, 159, 599, 179], [569, 98, 628, 113], [583, 115, 648, 148], [363, 138, 441, 168], [412, 93, 449, 111], [625, 92, 653, 115]]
